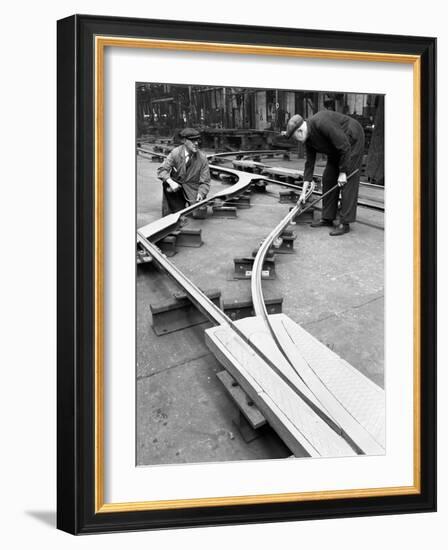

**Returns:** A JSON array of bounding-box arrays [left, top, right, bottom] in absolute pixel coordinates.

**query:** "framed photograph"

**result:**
[[57, 14, 436, 534]]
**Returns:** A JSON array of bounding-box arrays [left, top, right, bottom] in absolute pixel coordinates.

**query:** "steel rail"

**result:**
[[137, 233, 230, 327], [136, 145, 289, 161], [250, 184, 317, 355], [250, 175, 385, 454], [256, 176, 384, 212], [137, 148, 381, 452], [137, 146, 384, 212], [251, 173, 359, 331], [136, 232, 345, 440], [137, 165, 374, 452], [206, 149, 289, 161], [205, 150, 385, 193], [138, 165, 257, 241]]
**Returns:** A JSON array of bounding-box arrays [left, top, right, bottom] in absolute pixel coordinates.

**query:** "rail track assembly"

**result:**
[[137, 147, 307, 244], [247, 196, 385, 455], [137, 233, 357, 458], [137, 152, 385, 458], [137, 145, 385, 214], [138, 164, 258, 242]]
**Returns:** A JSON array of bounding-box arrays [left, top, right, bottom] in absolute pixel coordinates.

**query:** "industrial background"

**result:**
[[136, 83, 384, 185]]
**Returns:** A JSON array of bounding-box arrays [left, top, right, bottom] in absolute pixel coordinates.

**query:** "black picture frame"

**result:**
[[57, 14, 436, 535]]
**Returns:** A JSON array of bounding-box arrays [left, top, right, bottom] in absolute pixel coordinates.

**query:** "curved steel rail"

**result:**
[[136, 232, 343, 439], [137, 146, 384, 212], [250, 174, 359, 338], [206, 149, 288, 161], [137, 163, 379, 453], [250, 182, 385, 455], [137, 147, 382, 452], [250, 183, 315, 351], [258, 175, 384, 212], [138, 164, 258, 241]]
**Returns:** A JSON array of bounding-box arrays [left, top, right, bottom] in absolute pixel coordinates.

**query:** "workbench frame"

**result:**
[[57, 14, 436, 534]]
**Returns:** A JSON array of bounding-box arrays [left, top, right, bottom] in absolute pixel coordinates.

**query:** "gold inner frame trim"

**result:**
[[94, 35, 421, 513]]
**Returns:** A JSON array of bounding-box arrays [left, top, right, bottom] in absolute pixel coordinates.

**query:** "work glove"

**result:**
[[337, 172, 347, 187], [196, 193, 205, 202], [166, 177, 180, 192]]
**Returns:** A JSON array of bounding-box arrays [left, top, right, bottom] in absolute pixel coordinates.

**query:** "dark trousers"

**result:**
[[161, 181, 188, 217], [322, 153, 363, 225]]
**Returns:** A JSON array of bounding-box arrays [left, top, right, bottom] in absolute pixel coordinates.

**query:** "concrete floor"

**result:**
[[136, 149, 384, 466]]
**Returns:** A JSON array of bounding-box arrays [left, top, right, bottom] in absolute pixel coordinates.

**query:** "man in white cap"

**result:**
[[284, 111, 365, 235], [157, 128, 211, 216]]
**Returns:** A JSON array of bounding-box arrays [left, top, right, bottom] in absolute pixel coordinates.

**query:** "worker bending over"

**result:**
[[284, 111, 365, 236], [157, 128, 211, 216]]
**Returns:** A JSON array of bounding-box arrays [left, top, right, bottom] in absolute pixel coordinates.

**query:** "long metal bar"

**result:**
[[251, 184, 318, 351], [136, 150, 376, 452], [258, 176, 384, 212], [138, 165, 256, 241], [137, 146, 384, 210], [207, 149, 288, 161], [136, 233, 345, 438], [249, 172, 384, 454], [251, 172, 359, 323], [136, 145, 288, 161], [205, 150, 384, 192], [137, 234, 230, 327]]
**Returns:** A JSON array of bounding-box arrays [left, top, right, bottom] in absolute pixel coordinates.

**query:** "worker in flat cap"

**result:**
[[283, 111, 365, 235], [157, 128, 211, 216]]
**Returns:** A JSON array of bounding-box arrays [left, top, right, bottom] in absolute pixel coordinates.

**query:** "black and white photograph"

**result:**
[[0, 0, 441, 543], [136, 82, 386, 466]]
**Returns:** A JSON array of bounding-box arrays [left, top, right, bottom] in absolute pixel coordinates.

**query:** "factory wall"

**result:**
[[136, 84, 381, 137]]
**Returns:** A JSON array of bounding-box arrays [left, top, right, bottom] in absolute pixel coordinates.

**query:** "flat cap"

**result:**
[[179, 127, 201, 139], [285, 114, 304, 138]]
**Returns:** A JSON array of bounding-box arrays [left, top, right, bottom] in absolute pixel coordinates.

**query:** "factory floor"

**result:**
[[136, 150, 384, 466]]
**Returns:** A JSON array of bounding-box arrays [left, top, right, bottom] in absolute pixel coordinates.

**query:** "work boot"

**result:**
[[310, 219, 333, 228], [329, 223, 350, 236]]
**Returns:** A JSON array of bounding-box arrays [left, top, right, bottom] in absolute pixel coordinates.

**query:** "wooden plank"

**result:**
[[272, 315, 386, 448], [235, 315, 385, 454], [211, 318, 340, 428], [216, 371, 266, 429], [206, 325, 357, 458]]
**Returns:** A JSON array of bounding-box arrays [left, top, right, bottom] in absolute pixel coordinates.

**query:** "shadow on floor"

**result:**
[[26, 510, 56, 528]]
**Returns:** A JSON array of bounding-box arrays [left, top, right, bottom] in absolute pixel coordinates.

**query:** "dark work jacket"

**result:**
[[157, 145, 211, 204], [303, 111, 365, 182]]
